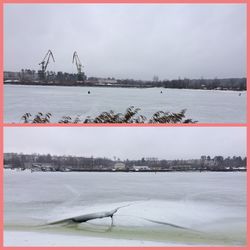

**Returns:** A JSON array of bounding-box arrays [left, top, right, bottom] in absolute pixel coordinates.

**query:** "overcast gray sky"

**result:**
[[4, 4, 246, 80], [4, 127, 246, 160]]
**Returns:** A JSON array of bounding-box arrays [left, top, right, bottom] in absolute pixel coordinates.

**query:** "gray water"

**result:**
[[4, 170, 246, 246], [4, 85, 246, 123]]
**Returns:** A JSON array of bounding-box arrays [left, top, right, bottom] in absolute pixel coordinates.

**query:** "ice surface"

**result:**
[[4, 170, 246, 246], [4, 231, 179, 246], [4, 85, 246, 123]]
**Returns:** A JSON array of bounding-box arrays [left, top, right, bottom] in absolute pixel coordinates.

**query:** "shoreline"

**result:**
[[4, 230, 173, 247], [4, 82, 246, 91], [4, 168, 246, 173]]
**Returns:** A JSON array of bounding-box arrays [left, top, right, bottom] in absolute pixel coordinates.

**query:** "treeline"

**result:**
[[4, 69, 246, 90], [4, 153, 113, 170], [4, 153, 246, 171], [117, 77, 246, 90]]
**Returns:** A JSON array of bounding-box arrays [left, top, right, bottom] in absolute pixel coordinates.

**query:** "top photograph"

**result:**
[[3, 3, 246, 124]]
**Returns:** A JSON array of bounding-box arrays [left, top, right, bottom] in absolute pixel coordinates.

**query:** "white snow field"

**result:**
[[4, 85, 246, 123], [4, 170, 246, 246]]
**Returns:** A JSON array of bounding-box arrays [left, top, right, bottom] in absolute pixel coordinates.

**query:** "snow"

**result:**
[[4, 231, 176, 246], [4, 85, 246, 123], [4, 170, 246, 246]]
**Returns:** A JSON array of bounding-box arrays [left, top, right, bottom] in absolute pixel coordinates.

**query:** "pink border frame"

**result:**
[[0, 0, 248, 249]]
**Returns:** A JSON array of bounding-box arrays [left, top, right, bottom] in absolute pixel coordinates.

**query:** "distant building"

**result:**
[[4, 153, 14, 161], [31, 163, 55, 172], [31, 164, 42, 172], [133, 166, 151, 171], [4, 71, 20, 81], [98, 78, 117, 85], [4, 164, 13, 169], [4, 70, 39, 82], [113, 162, 126, 171], [205, 159, 216, 167], [20, 70, 38, 82]]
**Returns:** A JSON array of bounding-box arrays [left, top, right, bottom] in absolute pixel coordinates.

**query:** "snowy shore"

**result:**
[[5, 231, 175, 247]]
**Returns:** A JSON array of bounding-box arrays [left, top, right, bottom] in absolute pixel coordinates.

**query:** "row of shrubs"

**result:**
[[21, 106, 197, 124]]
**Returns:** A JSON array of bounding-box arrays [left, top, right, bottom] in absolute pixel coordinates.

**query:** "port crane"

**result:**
[[72, 51, 84, 81], [38, 50, 55, 81]]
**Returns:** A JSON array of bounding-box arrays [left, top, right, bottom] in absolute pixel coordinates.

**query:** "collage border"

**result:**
[[0, 0, 248, 249]]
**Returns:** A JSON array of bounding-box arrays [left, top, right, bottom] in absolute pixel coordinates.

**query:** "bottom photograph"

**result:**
[[3, 127, 246, 247]]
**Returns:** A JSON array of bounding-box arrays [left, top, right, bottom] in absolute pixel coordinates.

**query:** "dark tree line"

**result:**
[[4, 153, 114, 170], [5, 69, 246, 91], [117, 78, 246, 91], [4, 153, 246, 171]]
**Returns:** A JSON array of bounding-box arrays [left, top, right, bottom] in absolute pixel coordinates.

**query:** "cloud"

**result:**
[[4, 4, 246, 80], [4, 127, 246, 160]]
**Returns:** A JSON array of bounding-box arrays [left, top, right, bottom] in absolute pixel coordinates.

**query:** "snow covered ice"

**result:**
[[4, 85, 246, 123], [4, 170, 246, 246]]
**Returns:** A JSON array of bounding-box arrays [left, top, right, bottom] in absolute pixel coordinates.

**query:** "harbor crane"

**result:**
[[38, 50, 55, 81], [72, 51, 84, 81]]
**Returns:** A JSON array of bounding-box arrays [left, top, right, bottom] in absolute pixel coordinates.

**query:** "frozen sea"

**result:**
[[4, 170, 246, 246], [4, 85, 246, 123]]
